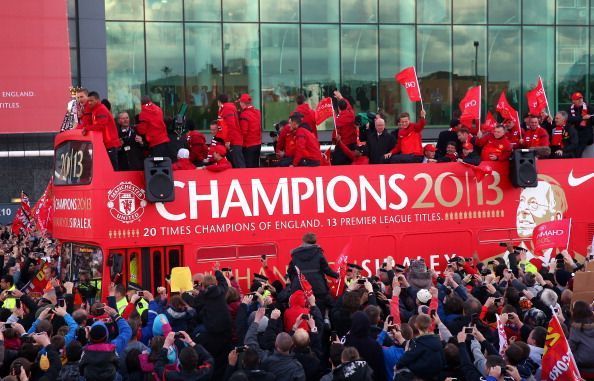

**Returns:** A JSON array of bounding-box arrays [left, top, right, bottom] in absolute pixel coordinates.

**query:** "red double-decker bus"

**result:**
[[52, 130, 594, 298]]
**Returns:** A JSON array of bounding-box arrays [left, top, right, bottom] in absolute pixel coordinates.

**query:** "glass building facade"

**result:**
[[104, 0, 593, 130]]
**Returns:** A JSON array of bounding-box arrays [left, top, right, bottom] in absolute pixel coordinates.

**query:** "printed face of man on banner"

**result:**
[[516, 177, 567, 239]]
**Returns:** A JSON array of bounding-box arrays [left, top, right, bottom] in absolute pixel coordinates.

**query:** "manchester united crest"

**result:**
[[107, 182, 147, 223]]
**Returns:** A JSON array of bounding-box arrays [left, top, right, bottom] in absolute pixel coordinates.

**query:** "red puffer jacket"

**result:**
[[293, 126, 322, 165], [86, 103, 121, 149], [239, 106, 262, 147], [391, 118, 426, 155], [333, 99, 357, 145], [172, 158, 196, 170], [186, 131, 209, 163], [294, 103, 318, 137], [219, 102, 242, 146], [283, 290, 311, 332], [136, 102, 170, 148]]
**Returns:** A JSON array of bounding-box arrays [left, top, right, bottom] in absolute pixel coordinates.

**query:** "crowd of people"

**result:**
[[1, 225, 594, 381], [67, 88, 593, 172]]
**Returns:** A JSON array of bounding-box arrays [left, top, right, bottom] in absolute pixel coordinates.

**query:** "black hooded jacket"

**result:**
[[344, 312, 386, 381], [197, 270, 232, 334], [288, 244, 338, 296], [396, 333, 445, 380]]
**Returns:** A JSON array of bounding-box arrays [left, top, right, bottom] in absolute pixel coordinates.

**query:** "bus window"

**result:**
[[477, 228, 516, 245], [54, 140, 93, 185], [401, 231, 473, 269], [61, 243, 103, 303], [166, 247, 181, 271], [237, 243, 277, 259], [151, 249, 162, 293], [141, 248, 152, 291], [128, 250, 140, 286], [196, 246, 236, 261]]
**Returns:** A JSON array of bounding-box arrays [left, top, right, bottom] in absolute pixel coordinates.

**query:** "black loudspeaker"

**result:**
[[510, 149, 537, 188], [144, 157, 175, 202]]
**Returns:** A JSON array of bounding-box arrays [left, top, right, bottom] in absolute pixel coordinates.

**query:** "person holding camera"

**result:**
[[245, 307, 306, 381], [155, 331, 214, 381]]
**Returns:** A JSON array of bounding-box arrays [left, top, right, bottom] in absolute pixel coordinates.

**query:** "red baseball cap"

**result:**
[[239, 93, 252, 103], [212, 144, 227, 157], [423, 144, 436, 152], [571, 92, 583, 101]]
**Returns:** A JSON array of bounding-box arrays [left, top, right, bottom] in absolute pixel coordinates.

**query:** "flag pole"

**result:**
[[412, 66, 425, 113], [478, 85, 482, 134], [539, 76, 552, 117], [331, 102, 338, 133], [516, 111, 522, 140]]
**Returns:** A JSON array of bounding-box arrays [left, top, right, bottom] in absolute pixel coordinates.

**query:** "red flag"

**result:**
[[11, 191, 34, 235], [315, 97, 334, 126], [482, 111, 497, 133], [32, 179, 54, 234], [459, 161, 493, 182], [333, 243, 350, 297], [496, 91, 522, 138], [395, 67, 422, 102], [526, 77, 549, 116], [532, 219, 572, 252], [496, 314, 509, 356], [295, 266, 313, 298], [20, 259, 49, 298], [459, 86, 481, 127], [541, 313, 581, 381]]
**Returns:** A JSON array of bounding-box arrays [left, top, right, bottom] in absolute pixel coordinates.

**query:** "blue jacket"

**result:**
[[28, 313, 79, 345], [376, 330, 405, 381], [141, 300, 161, 345]]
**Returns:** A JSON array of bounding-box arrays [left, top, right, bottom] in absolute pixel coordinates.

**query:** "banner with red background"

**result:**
[[0, 1, 71, 133]]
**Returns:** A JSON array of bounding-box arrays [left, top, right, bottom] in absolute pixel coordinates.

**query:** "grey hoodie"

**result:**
[[569, 322, 594, 371]]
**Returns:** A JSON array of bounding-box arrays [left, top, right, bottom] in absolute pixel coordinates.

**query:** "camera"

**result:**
[[137, 291, 144, 297], [235, 345, 247, 353], [301, 314, 309, 320], [174, 332, 185, 340], [357, 278, 366, 285], [58, 299, 66, 308], [464, 327, 474, 334]]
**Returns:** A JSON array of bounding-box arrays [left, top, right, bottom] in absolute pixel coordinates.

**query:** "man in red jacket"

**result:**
[[200, 144, 232, 172], [218, 94, 245, 168], [520, 115, 551, 158], [76, 88, 92, 128], [292, 95, 317, 137], [276, 120, 297, 167], [290, 113, 322, 167], [238, 94, 261, 168], [332, 90, 357, 165], [185, 130, 208, 166], [172, 148, 196, 170], [136, 96, 171, 159], [81, 91, 122, 170], [475, 125, 513, 162], [386, 110, 427, 163]]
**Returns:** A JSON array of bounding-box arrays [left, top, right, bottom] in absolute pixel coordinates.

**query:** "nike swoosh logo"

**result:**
[[568, 169, 594, 187]]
